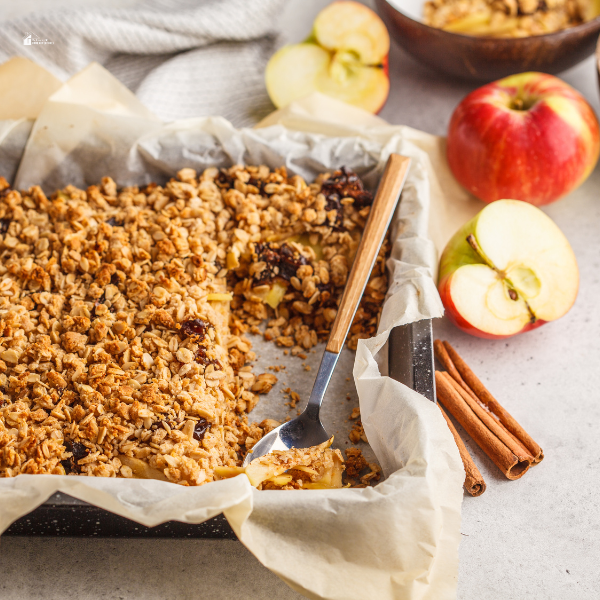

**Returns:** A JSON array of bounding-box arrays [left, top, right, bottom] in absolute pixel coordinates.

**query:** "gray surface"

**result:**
[[0, 538, 303, 600], [1, 1, 600, 599]]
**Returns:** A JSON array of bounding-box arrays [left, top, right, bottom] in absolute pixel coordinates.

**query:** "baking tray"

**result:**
[[3, 320, 435, 538]]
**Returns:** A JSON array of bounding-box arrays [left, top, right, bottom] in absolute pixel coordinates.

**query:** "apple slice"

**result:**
[[265, 1, 389, 114], [253, 280, 289, 309], [439, 200, 579, 339]]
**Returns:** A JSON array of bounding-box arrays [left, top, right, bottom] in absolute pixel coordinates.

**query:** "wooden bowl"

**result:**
[[376, 0, 600, 82]]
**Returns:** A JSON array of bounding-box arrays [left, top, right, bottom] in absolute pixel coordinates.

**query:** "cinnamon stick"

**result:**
[[441, 341, 543, 463], [435, 371, 530, 480], [434, 340, 473, 397], [439, 404, 486, 496], [435, 339, 536, 461], [446, 376, 534, 463]]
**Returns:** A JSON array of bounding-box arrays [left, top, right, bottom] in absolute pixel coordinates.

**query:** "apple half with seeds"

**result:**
[[265, 1, 390, 113], [438, 200, 579, 339]]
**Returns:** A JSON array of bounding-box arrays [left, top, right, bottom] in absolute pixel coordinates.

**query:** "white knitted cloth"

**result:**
[[0, 0, 285, 126]]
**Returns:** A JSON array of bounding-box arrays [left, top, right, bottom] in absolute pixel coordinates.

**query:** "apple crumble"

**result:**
[[0, 165, 388, 488], [424, 0, 597, 37]]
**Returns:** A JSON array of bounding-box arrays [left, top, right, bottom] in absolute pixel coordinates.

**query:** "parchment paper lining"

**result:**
[[0, 61, 472, 600]]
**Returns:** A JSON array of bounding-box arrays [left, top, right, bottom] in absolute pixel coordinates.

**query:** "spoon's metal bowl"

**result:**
[[243, 412, 330, 466]]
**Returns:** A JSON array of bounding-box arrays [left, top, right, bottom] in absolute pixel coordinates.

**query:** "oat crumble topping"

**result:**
[[0, 165, 387, 488], [424, 0, 595, 36]]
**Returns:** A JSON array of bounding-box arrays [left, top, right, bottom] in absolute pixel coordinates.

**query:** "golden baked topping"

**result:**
[[0, 166, 387, 487]]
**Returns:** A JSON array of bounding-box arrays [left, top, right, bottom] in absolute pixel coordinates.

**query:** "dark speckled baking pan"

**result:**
[[4, 321, 434, 538], [4, 491, 236, 538]]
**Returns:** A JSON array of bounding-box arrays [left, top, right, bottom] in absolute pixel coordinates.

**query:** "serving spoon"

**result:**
[[243, 154, 411, 466]]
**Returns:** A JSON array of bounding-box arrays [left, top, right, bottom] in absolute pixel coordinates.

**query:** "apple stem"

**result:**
[[466, 234, 502, 275], [509, 96, 538, 111]]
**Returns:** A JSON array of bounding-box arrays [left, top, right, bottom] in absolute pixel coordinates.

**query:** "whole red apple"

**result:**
[[447, 72, 600, 206]]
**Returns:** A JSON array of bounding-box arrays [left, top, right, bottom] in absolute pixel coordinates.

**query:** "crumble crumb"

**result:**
[[251, 373, 278, 394], [282, 387, 301, 409], [349, 420, 368, 444], [345, 447, 368, 478], [361, 462, 382, 485]]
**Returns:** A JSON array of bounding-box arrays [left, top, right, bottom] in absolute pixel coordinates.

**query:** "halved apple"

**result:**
[[438, 200, 579, 339], [265, 1, 390, 114], [313, 1, 390, 65]]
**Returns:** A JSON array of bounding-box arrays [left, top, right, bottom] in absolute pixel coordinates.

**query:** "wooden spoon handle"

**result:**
[[326, 154, 411, 354]]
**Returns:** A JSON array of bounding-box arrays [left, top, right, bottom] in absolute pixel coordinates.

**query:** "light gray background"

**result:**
[[1, 1, 599, 599]]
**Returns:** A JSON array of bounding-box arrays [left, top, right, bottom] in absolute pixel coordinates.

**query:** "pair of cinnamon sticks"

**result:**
[[434, 340, 543, 497]]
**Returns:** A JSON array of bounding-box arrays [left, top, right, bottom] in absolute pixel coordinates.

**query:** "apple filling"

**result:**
[[226, 166, 387, 357], [242, 167, 375, 313], [215, 438, 345, 490]]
